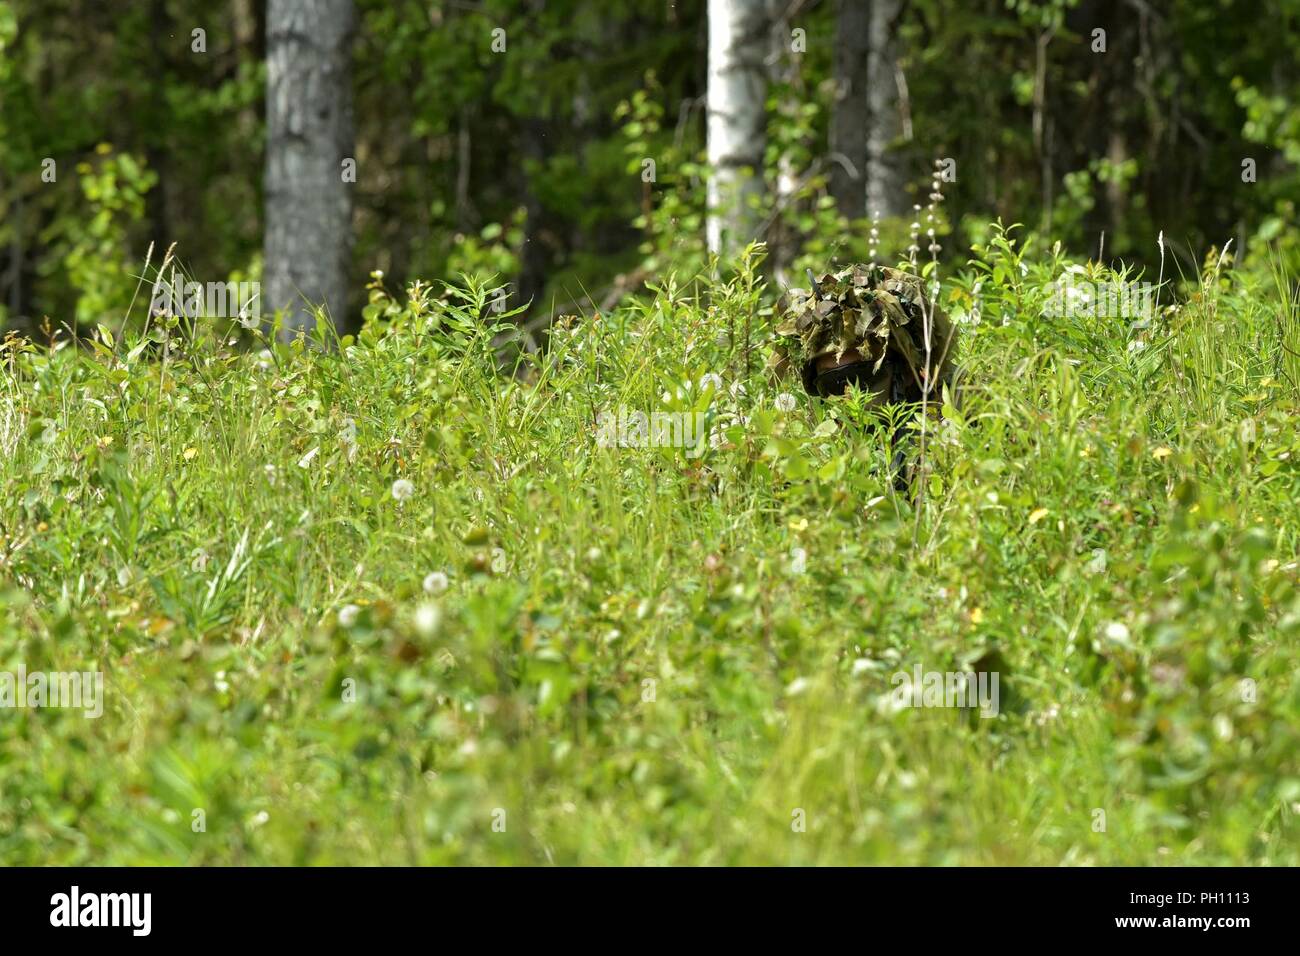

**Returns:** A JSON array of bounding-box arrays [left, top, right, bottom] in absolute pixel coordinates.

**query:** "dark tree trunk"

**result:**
[[517, 116, 551, 314], [866, 0, 906, 218], [263, 0, 356, 340], [829, 0, 870, 220], [144, 0, 171, 257]]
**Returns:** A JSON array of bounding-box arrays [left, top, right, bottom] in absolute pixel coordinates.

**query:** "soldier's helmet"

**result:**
[[774, 264, 958, 403]]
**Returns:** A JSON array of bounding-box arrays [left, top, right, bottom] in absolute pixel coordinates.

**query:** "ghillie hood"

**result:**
[[774, 264, 958, 401]]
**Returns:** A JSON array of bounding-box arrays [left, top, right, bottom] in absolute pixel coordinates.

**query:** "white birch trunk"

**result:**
[[707, 0, 769, 258]]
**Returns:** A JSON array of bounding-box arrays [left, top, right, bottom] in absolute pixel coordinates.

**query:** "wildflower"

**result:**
[[1103, 621, 1131, 644], [699, 372, 723, 393], [338, 604, 361, 628], [391, 478, 415, 502], [774, 392, 797, 412], [423, 571, 449, 595], [414, 602, 442, 638]]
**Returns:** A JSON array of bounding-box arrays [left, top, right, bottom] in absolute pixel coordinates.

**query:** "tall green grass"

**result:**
[[0, 238, 1296, 864]]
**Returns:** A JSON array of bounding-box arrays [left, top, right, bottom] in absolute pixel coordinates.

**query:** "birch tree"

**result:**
[[707, 0, 769, 258], [263, 0, 356, 340]]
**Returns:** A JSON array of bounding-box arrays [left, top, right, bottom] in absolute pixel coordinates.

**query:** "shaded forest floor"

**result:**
[[1, 242, 1298, 864]]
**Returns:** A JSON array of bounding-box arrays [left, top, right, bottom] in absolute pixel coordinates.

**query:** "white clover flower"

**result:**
[[340, 420, 358, 462], [699, 372, 723, 393], [775, 392, 798, 413], [414, 602, 442, 638], [423, 571, 449, 595], [391, 478, 415, 502], [339, 604, 361, 628], [1103, 621, 1130, 644]]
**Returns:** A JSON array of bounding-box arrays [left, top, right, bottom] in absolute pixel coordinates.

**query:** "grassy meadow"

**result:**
[[1, 234, 1297, 865]]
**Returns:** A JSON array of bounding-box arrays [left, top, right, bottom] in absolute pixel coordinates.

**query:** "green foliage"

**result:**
[[61, 146, 157, 328], [0, 243, 1296, 864]]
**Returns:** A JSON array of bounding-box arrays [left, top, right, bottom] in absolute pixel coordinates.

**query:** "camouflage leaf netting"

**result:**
[[773, 264, 958, 401]]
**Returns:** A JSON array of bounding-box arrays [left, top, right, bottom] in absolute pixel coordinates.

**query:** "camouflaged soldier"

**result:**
[[773, 264, 957, 405]]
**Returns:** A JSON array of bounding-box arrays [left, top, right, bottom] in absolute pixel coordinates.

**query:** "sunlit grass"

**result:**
[[0, 242, 1296, 864]]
